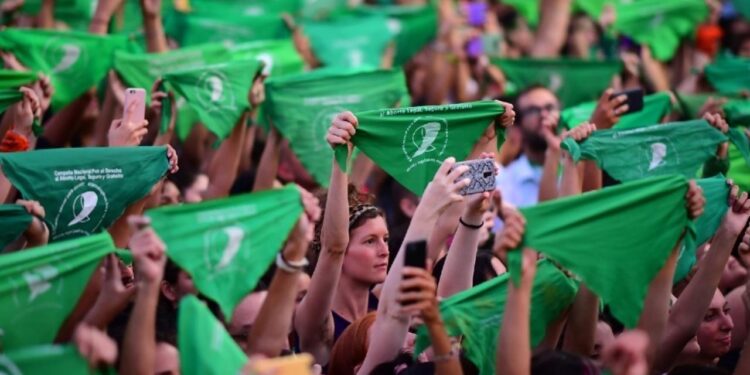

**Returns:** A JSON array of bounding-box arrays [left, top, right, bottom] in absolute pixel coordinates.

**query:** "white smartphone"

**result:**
[[122, 88, 146, 124]]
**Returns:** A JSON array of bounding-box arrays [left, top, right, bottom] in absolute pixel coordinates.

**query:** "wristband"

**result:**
[[432, 345, 459, 363], [459, 217, 483, 230], [0, 129, 29, 152], [275, 253, 308, 273]]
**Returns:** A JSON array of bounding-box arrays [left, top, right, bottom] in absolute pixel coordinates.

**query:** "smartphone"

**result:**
[[451, 159, 497, 196], [122, 88, 146, 123], [404, 239, 427, 269], [252, 353, 313, 375], [611, 88, 644, 116]]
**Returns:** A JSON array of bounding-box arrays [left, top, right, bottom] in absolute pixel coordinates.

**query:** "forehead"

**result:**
[[350, 215, 388, 237], [709, 289, 726, 308], [230, 291, 268, 327], [518, 87, 559, 108]]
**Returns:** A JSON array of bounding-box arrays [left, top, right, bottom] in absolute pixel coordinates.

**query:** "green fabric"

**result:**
[[705, 57, 750, 95], [304, 15, 394, 69], [301, 0, 349, 20], [335, 101, 505, 196], [0, 29, 126, 110], [502, 0, 539, 27], [675, 93, 750, 127], [187, 0, 300, 15], [147, 185, 303, 319], [178, 295, 247, 375], [0, 233, 114, 350], [229, 40, 305, 78], [725, 100, 750, 126], [21, 0, 96, 32], [354, 4, 438, 65], [561, 120, 731, 182], [0, 89, 23, 113], [0, 205, 32, 250], [507, 175, 691, 327], [114, 44, 232, 98], [414, 260, 578, 375], [170, 12, 290, 47], [165, 59, 263, 141], [729, 133, 750, 192], [613, 0, 708, 61], [735, 0, 750, 21], [0, 147, 169, 242], [0, 70, 38, 89], [0, 344, 114, 374], [675, 175, 730, 283], [676, 93, 712, 120], [561, 92, 673, 130], [264, 68, 408, 186], [492, 58, 621, 107]]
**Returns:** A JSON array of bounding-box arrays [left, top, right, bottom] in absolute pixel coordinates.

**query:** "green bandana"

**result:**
[[561, 92, 673, 130], [705, 57, 750, 95], [0, 344, 114, 375], [0, 70, 39, 89], [735, 0, 750, 21], [187, 0, 300, 16], [169, 12, 290, 47], [264, 68, 408, 186], [729, 135, 750, 192], [164, 60, 263, 141], [179, 295, 247, 375], [21, 0, 96, 32], [0, 233, 114, 350], [229, 40, 305, 78], [613, 0, 708, 61], [0, 29, 127, 110], [354, 4, 438, 66], [502, 0, 539, 27], [0, 205, 32, 251], [675, 175, 730, 283], [304, 15, 394, 69], [507, 175, 691, 327], [492, 58, 622, 107], [301, 0, 349, 20], [147, 185, 303, 319], [335, 101, 505, 196], [0, 147, 169, 242], [561, 120, 735, 182], [414, 260, 578, 375], [725, 100, 750, 126]]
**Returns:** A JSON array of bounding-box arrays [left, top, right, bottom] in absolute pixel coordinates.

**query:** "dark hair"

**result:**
[[514, 84, 559, 110], [531, 350, 600, 375]]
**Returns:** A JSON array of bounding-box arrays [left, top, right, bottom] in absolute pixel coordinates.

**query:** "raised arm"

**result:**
[[119, 216, 167, 375], [530, 0, 572, 57], [89, 0, 123, 35], [247, 187, 320, 357], [496, 248, 537, 375], [638, 181, 705, 369], [294, 112, 357, 365], [252, 127, 283, 192], [358, 159, 470, 375], [654, 184, 749, 372], [141, 0, 168, 53]]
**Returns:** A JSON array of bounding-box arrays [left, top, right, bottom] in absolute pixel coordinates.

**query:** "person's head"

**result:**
[[515, 85, 560, 153], [154, 341, 180, 375], [160, 180, 181, 206], [161, 259, 198, 306], [228, 291, 268, 352], [168, 162, 209, 203], [531, 350, 600, 375], [329, 312, 378, 375], [696, 289, 734, 359]]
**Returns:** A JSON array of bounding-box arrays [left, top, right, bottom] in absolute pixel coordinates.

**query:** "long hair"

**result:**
[[328, 312, 378, 375]]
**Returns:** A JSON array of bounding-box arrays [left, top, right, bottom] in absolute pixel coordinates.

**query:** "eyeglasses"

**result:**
[[519, 103, 559, 118]]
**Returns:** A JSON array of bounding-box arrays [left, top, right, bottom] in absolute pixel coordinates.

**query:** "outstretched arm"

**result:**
[[141, 0, 169, 53]]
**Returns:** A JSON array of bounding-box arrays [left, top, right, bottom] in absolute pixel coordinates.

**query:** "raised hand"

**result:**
[[73, 323, 119, 368], [108, 101, 149, 147], [326, 111, 357, 149], [396, 267, 440, 323], [685, 180, 706, 220], [248, 76, 266, 108], [493, 206, 526, 258], [33, 73, 53, 116], [420, 157, 471, 217], [590, 88, 629, 130], [127, 216, 167, 284], [165, 144, 179, 174], [567, 122, 597, 142], [16, 199, 48, 246], [13, 87, 41, 136], [601, 330, 649, 375], [140, 0, 162, 17], [703, 112, 729, 134], [496, 100, 516, 128]]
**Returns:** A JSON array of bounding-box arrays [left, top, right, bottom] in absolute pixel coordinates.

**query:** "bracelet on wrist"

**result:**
[[459, 217, 483, 230], [275, 252, 308, 274]]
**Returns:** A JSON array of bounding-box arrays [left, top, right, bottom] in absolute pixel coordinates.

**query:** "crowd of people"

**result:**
[[3, 0, 750, 374]]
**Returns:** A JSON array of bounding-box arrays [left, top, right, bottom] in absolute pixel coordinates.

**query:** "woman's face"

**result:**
[[343, 216, 390, 285], [696, 290, 734, 359]]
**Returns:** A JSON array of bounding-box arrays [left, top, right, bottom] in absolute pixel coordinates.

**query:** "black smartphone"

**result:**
[[404, 240, 427, 270], [611, 88, 644, 115]]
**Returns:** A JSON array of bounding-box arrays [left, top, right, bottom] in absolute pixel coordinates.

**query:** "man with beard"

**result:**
[[496, 84, 561, 210]]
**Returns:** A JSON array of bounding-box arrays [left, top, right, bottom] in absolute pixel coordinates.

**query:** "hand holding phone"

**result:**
[[450, 159, 497, 196], [122, 88, 146, 125], [610, 88, 644, 116]]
